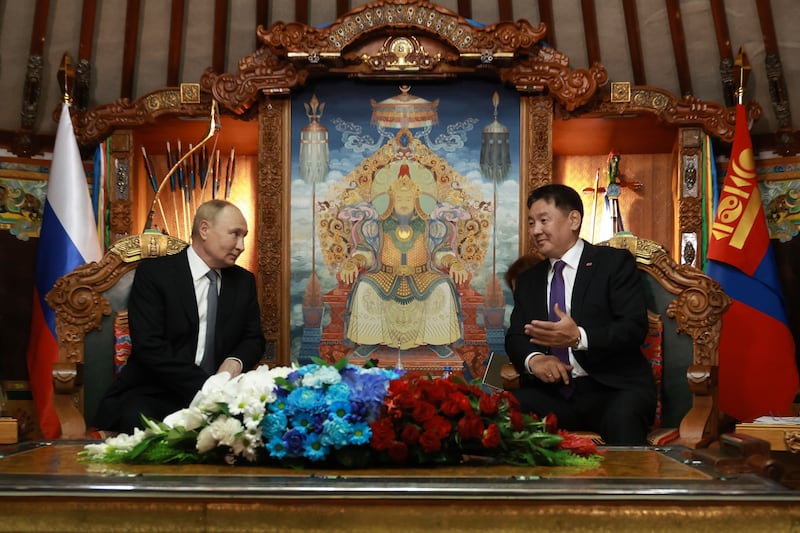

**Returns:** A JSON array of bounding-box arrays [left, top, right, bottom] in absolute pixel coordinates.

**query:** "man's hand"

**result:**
[[528, 354, 573, 384], [218, 357, 243, 378], [524, 303, 579, 350]]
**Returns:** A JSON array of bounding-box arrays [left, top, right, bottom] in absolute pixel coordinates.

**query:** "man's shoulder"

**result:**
[[135, 248, 187, 275], [222, 264, 256, 282], [583, 241, 634, 262]]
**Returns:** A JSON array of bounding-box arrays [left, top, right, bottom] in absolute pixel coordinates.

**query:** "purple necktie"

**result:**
[[549, 260, 569, 366], [550, 260, 574, 397]]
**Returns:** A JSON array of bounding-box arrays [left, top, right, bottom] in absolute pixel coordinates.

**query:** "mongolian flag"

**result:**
[[25, 102, 102, 438], [706, 104, 798, 422]]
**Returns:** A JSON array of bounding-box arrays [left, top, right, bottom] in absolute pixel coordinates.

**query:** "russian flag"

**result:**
[[26, 102, 102, 438], [706, 104, 798, 422]]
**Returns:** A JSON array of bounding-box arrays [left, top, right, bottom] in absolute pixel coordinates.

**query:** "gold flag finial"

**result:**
[[58, 52, 74, 104], [734, 45, 751, 105]]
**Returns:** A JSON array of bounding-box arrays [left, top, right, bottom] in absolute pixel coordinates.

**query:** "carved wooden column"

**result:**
[[257, 97, 291, 366], [677, 127, 703, 266], [520, 95, 552, 254], [107, 130, 133, 241]]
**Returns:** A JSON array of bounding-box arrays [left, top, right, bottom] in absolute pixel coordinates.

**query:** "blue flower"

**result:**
[[266, 436, 288, 459], [326, 382, 351, 403], [304, 432, 328, 461], [287, 387, 325, 413], [322, 417, 353, 449], [283, 428, 306, 456], [290, 411, 315, 434], [328, 400, 352, 419], [262, 411, 288, 439], [350, 422, 371, 445]]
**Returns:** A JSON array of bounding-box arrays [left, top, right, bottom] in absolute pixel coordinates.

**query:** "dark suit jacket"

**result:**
[[93, 248, 265, 430], [505, 241, 653, 396]]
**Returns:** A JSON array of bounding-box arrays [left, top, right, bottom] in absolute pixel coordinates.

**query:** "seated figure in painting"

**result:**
[[339, 163, 467, 358]]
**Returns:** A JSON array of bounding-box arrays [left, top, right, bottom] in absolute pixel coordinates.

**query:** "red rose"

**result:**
[[478, 392, 500, 416], [388, 379, 408, 395], [421, 379, 449, 403], [442, 391, 474, 417], [400, 423, 421, 445], [423, 415, 452, 439], [412, 401, 437, 423], [456, 413, 485, 440], [558, 430, 599, 457], [396, 390, 417, 410], [544, 413, 559, 434], [509, 409, 524, 431], [388, 440, 409, 463], [418, 430, 443, 453], [369, 418, 396, 451], [481, 423, 501, 448]]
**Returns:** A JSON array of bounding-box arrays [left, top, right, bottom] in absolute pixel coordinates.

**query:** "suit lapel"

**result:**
[[533, 261, 550, 319], [175, 250, 200, 327], [571, 243, 598, 318]]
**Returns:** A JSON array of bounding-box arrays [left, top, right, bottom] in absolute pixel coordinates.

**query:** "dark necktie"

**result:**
[[549, 260, 569, 365], [201, 270, 218, 373], [550, 260, 574, 397]]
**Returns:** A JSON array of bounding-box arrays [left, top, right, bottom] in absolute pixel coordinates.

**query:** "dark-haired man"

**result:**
[[94, 200, 265, 433], [505, 183, 655, 445]]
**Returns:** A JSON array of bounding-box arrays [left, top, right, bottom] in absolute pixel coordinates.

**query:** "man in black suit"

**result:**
[[94, 200, 265, 433], [505, 184, 655, 445]]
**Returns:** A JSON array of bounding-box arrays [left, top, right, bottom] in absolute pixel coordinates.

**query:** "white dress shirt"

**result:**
[[187, 246, 219, 367], [525, 239, 589, 377]]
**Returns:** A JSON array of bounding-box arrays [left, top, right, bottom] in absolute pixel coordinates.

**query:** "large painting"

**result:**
[[289, 78, 521, 377]]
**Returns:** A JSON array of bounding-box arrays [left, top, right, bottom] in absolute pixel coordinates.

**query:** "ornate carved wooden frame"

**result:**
[[600, 233, 731, 447], [70, 0, 744, 369], [46, 233, 187, 438]]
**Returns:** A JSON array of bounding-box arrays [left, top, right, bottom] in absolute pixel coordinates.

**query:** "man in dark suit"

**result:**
[[94, 200, 265, 433], [505, 184, 655, 445]]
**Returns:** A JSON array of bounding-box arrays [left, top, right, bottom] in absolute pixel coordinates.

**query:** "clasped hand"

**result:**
[[524, 303, 578, 384]]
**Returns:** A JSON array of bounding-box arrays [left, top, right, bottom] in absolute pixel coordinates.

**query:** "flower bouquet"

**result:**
[[82, 359, 602, 468]]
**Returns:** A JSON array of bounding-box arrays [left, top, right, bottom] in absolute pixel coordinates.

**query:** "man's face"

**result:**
[[393, 189, 416, 216], [527, 198, 581, 259], [198, 206, 247, 268]]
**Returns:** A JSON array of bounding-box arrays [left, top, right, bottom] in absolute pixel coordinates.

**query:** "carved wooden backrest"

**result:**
[[599, 233, 731, 448], [45, 232, 187, 438]]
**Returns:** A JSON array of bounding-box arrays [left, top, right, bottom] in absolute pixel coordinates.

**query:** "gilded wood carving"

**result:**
[[46, 233, 187, 438], [600, 233, 731, 447]]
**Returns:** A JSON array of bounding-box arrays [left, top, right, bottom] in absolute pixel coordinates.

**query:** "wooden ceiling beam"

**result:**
[[256, 0, 270, 50], [457, 0, 471, 20], [213, 0, 229, 74], [709, 0, 735, 106], [664, 0, 692, 96], [622, 0, 645, 85], [121, 0, 141, 101], [15, 0, 50, 156], [498, 0, 513, 21], [581, 0, 600, 66], [336, 0, 349, 18], [75, 0, 97, 110], [295, 0, 308, 25], [167, 0, 186, 87], [755, 0, 797, 153], [538, 0, 556, 47]]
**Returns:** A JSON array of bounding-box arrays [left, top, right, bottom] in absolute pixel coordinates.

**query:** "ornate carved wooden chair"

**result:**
[[600, 234, 731, 448], [502, 234, 731, 448], [46, 232, 188, 438]]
